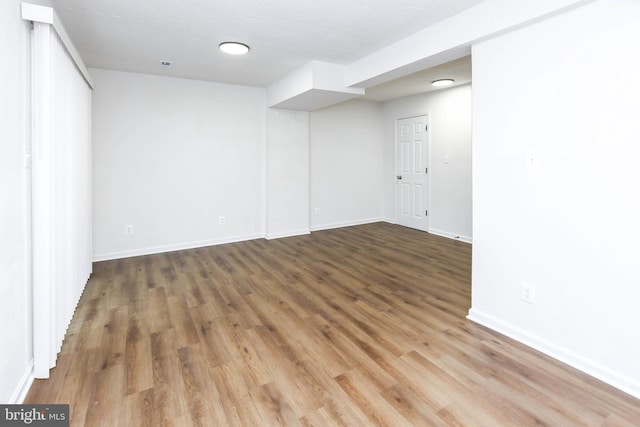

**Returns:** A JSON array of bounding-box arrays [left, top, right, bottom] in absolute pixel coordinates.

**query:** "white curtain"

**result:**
[[31, 21, 92, 378]]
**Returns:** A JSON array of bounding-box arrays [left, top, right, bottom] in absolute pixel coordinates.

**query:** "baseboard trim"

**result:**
[[93, 219, 401, 261], [93, 233, 265, 262], [467, 308, 640, 400], [429, 228, 472, 244], [310, 217, 385, 232], [265, 229, 311, 240], [10, 360, 34, 404]]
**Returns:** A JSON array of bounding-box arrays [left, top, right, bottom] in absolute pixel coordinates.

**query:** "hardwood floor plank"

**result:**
[[309, 314, 399, 393], [124, 389, 155, 427], [484, 369, 605, 426], [98, 306, 128, 370], [335, 369, 412, 427], [298, 358, 377, 426], [209, 361, 261, 426], [149, 329, 190, 425], [52, 349, 100, 424], [176, 345, 227, 426], [381, 384, 452, 427], [24, 223, 640, 426], [82, 365, 125, 427], [124, 303, 154, 395], [247, 326, 324, 417], [166, 295, 200, 348], [250, 381, 302, 427], [216, 284, 262, 329]]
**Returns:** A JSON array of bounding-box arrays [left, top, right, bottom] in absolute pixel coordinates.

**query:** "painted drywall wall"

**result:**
[[91, 69, 267, 260], [0, 0, 33, 403], [469, 0, 640, 398], [309, 100, 385, 230], [266, 109, 310, 239], [382, 85, 472, 241]]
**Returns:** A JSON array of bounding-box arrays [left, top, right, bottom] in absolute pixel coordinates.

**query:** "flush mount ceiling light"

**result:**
[[432, 79, 454, 87], [219, 42, 250, 55]]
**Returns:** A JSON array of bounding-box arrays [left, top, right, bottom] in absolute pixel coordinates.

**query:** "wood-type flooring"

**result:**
[[25, 223, 640, 426]]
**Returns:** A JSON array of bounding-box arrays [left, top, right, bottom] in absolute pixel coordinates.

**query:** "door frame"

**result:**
[[394, 113, 431, 232]]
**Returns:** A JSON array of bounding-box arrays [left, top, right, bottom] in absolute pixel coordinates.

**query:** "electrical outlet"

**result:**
[[125, 225, 134, 235], [314, 208, 320, 216], [521, 282, 536, 304], [219, 216, 226, 225]]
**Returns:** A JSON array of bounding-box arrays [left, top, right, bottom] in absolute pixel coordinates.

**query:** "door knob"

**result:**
[[397, 175, 402, 180]]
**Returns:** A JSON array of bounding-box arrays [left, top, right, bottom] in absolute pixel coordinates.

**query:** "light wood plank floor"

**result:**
[[26, 223, 639, 426]]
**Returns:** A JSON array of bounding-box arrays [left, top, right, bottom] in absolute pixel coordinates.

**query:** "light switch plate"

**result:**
[[525, 151, 540, 170]]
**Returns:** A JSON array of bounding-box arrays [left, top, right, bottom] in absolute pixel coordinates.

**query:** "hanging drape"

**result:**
[[25, 3, 93, 378]]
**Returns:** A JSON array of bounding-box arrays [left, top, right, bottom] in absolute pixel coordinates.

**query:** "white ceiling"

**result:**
[[45, 0, 478, 100]]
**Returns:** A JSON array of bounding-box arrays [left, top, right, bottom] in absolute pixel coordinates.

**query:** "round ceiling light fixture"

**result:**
[[432, 79, 455, 87], [219, 42, 250, 55]]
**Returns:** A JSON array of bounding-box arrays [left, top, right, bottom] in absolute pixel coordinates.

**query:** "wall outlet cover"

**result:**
[[521, 282, 536, 304]]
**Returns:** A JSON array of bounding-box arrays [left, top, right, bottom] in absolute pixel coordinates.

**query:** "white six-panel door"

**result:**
[[396, 115, 429, 231]]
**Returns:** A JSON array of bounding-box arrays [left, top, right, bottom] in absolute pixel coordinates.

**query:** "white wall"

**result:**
[[383, 85, 472, 241], [309, 100, 385, 230], [469, 0, 640, 398], [91, 69, 267, 260], [266, 109, 310, 239], [0, 0, 33, 403], [92, 70, 470, 253]]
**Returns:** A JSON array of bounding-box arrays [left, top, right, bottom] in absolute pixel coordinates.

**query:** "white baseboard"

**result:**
[[429, 227, 472, 243], [265, 229, 311, 240], [95, 220, 458, 261], [10, 360, 34, 404], [92, 233, 265, 262], [467, 308, 640, 400], [310, 217, 385, 232]]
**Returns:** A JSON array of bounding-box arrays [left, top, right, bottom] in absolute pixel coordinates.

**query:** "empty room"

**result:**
[[2, 0, 639, 425]]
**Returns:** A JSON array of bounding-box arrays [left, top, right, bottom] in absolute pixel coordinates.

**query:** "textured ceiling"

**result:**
[[48, 0, 480, 92]]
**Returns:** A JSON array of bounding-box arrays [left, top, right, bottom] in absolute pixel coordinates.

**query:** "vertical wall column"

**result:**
[[265, 109, 310, 239]]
